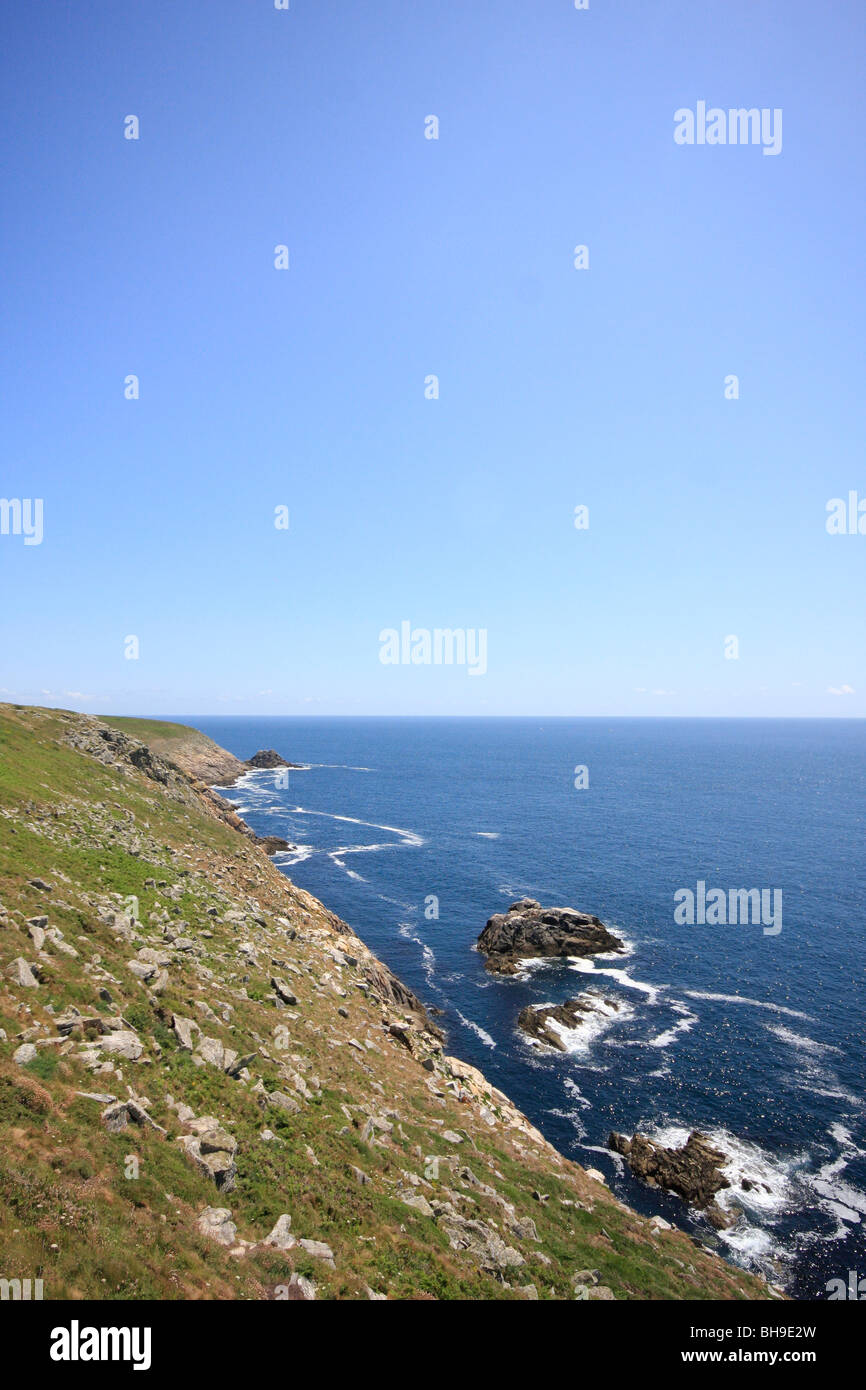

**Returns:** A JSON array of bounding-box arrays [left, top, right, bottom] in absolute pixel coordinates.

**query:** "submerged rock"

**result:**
[[517, 995, 621, 1051], [608, 1129, 734, 1228], [478, 899, 624, 974]]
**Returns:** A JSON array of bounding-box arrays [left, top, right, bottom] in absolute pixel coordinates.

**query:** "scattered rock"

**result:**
[[509, 1215, 539, 1242], [298, 1238, 335, 1268], [263, 1214, 296, 1250], [197, 1206, 238, 1247], [266, 1089, 301, 1116], [172, 1015, 200, 1051], [271, 976, 298, 1006], [7, 957, 39, 988], [178, 1121, 238, 1191], [282, 1272, 316, 1300], [99, 1031, 144, 1061]]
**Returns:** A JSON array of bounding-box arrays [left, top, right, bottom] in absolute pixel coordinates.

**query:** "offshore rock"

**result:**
[[478, 899, 624, 974], [608, 1129, 734, 1228]]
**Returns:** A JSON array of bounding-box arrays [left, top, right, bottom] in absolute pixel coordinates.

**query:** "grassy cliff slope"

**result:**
[[0, 704, 776, 1301]]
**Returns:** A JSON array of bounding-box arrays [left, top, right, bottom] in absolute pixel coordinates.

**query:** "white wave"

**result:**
[[580, 1141, 623, 1171], [562, 1075, 591, 1110], [807, 1127, 866, 1224], [719, 1223, 780, 1261], [569, 958, 663, 1006], [647, 1002, 699, 1049], [270, 806, 425, 875], [546, 1107, 588, 1139], [476, 831, 499, 838], [647, 1123, 799, 1223], [288, 806, 423, 852], [530, 995, 635, 1059], [276, 844, 315, 865], [766, 1024, 844, 1057], [302, 763, 373, 772], [829, 1123, 858, 1147], [395, 922, 437, 985], [683, 990, 814, 1022], [810, 1085, 863, 1104], [455, 1011, 496, 1048]]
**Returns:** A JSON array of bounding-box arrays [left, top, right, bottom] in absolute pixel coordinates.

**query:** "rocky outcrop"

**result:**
[[478, 899, 624, 974], [517, 994, 621, 1051], [255, 835, 294, 855], [245, 749, 304, 770], [178, 1116, 239, 1192], [608, 1130, 734, 1229], [361, 958, 444, 1038]]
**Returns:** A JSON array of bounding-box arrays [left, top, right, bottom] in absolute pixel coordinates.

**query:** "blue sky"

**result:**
[[1, 0, 864, 716]]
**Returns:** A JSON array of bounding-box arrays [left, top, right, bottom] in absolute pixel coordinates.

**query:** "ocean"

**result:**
[[178, 715, 865, 1299]]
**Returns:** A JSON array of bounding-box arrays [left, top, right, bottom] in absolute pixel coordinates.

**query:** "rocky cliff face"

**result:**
[[0, 705, 776, 1301]]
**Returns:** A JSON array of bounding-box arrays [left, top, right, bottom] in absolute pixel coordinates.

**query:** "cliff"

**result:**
[[0, 704, 775, 1300]]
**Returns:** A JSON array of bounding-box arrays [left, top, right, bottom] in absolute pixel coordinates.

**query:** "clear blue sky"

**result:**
[[1, 0, 864, 716]]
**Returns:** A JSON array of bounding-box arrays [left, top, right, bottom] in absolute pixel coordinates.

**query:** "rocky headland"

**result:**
[[478, 898, 624, 975]]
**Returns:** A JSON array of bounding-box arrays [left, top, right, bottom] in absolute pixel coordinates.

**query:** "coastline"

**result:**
[[0, 704, 778, 1300]]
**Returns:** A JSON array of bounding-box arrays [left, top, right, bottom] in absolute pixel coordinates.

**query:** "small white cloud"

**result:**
[[827, 684, 855, 696]]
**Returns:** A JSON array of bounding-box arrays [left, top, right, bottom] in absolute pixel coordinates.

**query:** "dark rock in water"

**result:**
[[608, 1129, 734, 1228], [478, 898, 624, 974], [255, 834, 295, 855], [517, 995, 620, 1051], [246, 749, 304, 770]]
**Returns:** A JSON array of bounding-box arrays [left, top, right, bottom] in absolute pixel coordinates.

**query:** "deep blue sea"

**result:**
[[177, 716, 865, 1300]]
